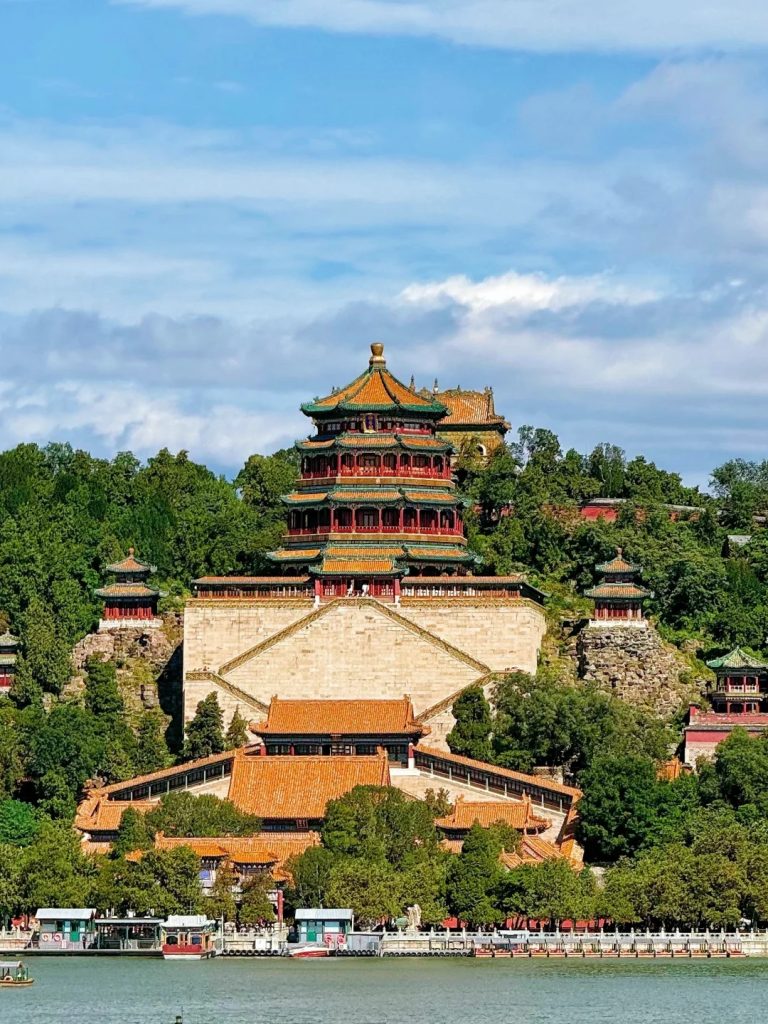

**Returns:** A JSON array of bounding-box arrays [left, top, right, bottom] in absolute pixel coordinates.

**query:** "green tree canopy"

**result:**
[[447, 686, 493, 762], [144, 792, 261, 838], [184, 693, 225, 760]]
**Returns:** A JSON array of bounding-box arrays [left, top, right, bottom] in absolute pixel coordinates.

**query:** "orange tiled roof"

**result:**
[[227, 750, 391, 819], [435, 796, 550, 833], [440, 834, 575, 869], [268, 549, 322, 561], [405, 547, 469, 560], [311, 371, 439, 413], [657, 758, 683, 782], [75, 796, 155, 833], [434, 389, 508, 428], [337, 435, 398, 448], [303, 345, 446, 416], [154, 834, 280, 863], [440, 838, 464, 855], [596, 548, 641, 574], [284, 491, 329, 503], [325, 544, 405, 558], [500, 835, 578, 869], [319, 558, 399, 575], [253, 697, 422, 736], [402, 491, 456, 504], [416, 745, 582, 800], [328, 489, 401, 502], [584, 583, 649, 599], [194, 576, 311, 584], [97, 749, 239, 797], [244, 831, 321, 863], [80, 840, 113, 857], [297, 438, 336, 449], [399, 436, 451, 449]]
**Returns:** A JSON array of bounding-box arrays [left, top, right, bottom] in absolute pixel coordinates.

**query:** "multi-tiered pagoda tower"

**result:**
[[184, 343, 547, 739], [267, 342, 478, 599]]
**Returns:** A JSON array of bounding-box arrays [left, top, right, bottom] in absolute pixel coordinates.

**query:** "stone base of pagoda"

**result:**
[[98, 617, 163, 632], [587, 618, 647, 629]]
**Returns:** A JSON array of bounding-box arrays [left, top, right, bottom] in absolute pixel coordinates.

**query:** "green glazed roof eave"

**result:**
[[707, 646, 768, 671]]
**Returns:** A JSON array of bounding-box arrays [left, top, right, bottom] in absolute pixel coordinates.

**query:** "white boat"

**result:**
[[286, 944, 330, 958]]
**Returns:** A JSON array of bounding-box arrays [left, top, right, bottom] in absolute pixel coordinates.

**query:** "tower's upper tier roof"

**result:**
[[301, 343, 447, 418], [595, 548, 641, 575], [106, 548, 156, 575]]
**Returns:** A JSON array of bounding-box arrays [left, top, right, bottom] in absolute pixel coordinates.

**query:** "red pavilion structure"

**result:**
[[584, 548, 650, 626], [96, 548, 162, 630]]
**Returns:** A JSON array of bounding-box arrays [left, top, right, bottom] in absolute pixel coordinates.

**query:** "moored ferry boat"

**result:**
[[161, 916, 217, 960], [0, 961, 34, 987]]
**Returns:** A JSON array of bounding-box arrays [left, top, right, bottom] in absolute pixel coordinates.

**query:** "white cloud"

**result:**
[[399, 270, 659, 314], [2, 263, 768, 480], [117, 0, 768, 54]]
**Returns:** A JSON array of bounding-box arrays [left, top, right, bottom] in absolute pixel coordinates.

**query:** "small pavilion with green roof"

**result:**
[[705, 647, 768, 715], [584, 548, 651, 626], [95, 548, 163, 631]]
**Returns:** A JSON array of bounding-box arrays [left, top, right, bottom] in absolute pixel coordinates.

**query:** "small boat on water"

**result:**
[[161, 916, 217, 960], [286, 944, 330, 959], [0, 961, 34, 987]]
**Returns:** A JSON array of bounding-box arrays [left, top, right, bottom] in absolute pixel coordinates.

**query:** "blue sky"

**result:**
[[2, 1, 768, 484]]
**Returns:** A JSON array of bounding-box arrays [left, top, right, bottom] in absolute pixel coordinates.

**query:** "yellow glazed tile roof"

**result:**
[[254, 697, 421, 735]]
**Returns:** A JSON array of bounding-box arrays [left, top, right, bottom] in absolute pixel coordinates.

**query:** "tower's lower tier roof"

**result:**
[[584, 582, 650, 600], [268, 540, 478, 572], [95, 584, 161, 599]]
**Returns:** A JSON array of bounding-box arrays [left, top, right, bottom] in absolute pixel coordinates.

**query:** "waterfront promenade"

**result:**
[[3, 956, 768, 1024], [3, 926, 768, 958]]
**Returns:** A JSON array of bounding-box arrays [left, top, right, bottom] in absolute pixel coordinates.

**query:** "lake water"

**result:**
[[4, 956, 768, 1024]]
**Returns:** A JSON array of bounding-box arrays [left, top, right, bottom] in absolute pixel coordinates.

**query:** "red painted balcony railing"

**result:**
[[286, 525, 465, 538]]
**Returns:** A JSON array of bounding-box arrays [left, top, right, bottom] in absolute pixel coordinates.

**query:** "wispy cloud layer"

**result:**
[[1, 265, 767, 482], [117, 0, 768, 53]]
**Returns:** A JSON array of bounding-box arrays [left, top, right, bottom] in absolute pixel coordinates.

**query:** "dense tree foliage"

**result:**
[[3, 429, 768, 927], [287, 786, 450, 926], [445, 686, 493, 762], [184, 693, 225, 760], [487, 670, 673, 775], [142, 792, 262, 839], [460, 427, 768, 649]]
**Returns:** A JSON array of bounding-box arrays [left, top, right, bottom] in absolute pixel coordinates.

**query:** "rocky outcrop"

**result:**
[[576, 625, 705, 717], [69, 614, 183, 737]]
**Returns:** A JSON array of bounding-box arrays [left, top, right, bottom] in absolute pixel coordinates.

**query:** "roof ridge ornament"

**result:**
[[369, 342, 386, 366]]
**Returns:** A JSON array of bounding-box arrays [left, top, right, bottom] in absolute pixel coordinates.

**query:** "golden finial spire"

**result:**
[[369, 342, 386, 366]]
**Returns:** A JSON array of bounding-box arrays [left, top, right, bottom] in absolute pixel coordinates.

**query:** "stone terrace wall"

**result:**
[[182, 597, 546, 731], [222, 601, 482, 716], [184, 602, 311, 673], [577, 625, 704, 716], [398, 600, 545, 675]]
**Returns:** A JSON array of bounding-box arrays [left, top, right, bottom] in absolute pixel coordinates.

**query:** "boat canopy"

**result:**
[[0, 961, 23, 970], [163, 915, 213, 929]]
